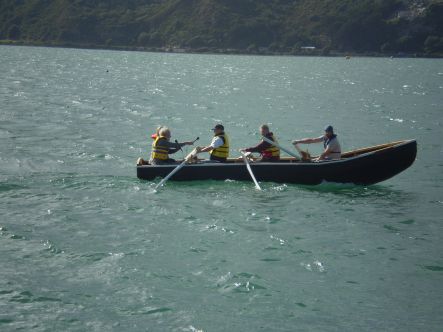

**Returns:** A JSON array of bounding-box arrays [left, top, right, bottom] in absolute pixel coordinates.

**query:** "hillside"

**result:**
[[1, 0, 442, 56]]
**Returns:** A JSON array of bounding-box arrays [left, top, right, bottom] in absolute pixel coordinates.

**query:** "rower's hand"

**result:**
[[292, 140, 299, 145], [195, 146, 202, 153]]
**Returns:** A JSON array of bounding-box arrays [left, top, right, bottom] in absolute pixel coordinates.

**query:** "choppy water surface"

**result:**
[[1, 45, 442, 331]]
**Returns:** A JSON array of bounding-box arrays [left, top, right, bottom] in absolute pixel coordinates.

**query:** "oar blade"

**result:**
[[241, 152, 262, 191]]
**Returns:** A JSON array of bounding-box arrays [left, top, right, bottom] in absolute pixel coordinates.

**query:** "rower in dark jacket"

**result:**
[[240, 124, 280, 162]]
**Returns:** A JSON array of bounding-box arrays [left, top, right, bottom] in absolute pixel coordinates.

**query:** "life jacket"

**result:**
[[323, 134, 341, 153], [210, 133, 230, 159], [151, 136, 169, 160], [262, 133, 280, 158]]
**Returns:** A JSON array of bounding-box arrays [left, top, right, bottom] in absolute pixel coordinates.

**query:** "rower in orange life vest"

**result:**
[[137, 127, 194, 165], [240, 124, 280, 162], [292, 125, 341, 161], [195, 124, 229, 162]]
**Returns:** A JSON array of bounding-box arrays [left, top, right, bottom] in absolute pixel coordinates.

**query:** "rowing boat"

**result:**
[[136, 140, 417, 186]]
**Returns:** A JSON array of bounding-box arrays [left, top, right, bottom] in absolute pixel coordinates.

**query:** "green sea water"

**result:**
[[1, 45, 442, 331]]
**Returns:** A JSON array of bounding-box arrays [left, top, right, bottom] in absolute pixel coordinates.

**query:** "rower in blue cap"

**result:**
[[292, 125, 341, 161]]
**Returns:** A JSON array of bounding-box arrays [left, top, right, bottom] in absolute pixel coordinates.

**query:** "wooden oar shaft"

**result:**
[[154, 148, 197, 190], [261, 136, 299, 159], [294, 144, 303, 154], [154, 161, 186, 190]]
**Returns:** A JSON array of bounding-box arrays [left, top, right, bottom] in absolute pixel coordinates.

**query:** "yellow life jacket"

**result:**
[[262, 133, 280, 158], [151, 136, 169, 160], [210, 133, 230, 159]]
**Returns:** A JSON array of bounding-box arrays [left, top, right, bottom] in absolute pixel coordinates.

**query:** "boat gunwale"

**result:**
[[136, 139, 416, 168]]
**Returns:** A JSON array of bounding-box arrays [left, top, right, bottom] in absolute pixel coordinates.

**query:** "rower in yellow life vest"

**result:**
[[137, 126, 194, 165], [240, 124, 280, 162], [196, 124, 229, 162], [150, 126, 163, 140]]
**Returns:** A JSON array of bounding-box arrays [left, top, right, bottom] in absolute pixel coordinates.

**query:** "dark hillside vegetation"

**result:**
[[0, 0, 442, 56]]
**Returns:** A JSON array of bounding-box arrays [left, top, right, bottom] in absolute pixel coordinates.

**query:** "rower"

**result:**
[[151, 126, 163, 139], [240, 124, 280, 162], [292, 125, 341, 161], [137, 127, 194, 165], [196, 124, 229, 162]]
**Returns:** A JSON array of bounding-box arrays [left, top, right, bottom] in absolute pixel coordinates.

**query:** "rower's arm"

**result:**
[[198, 137, 223, 153], [293, 137, 323, 144], [318, 146, 332, 160], [245, 140, 270, 153], [164, 141, 181, 154], [199, 146, 214, 153]]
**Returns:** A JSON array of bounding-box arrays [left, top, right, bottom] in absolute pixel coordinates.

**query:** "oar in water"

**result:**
[[240, 151, 262, 190], [261, 136, 299, 159], [154, 148, 197, 191]]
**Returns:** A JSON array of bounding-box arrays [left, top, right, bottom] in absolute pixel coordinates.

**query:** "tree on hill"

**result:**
[[0, 0, 441, 55]]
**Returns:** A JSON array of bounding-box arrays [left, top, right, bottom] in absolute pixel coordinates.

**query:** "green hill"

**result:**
[[1, 0, 442, 56]]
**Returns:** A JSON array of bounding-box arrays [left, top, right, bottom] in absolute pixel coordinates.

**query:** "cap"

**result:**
[[212, 124, 224, 131], [324, 125, 334, 133]]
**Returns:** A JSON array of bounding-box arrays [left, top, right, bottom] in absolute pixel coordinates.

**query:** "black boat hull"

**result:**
[[137, 140, 417, 186]]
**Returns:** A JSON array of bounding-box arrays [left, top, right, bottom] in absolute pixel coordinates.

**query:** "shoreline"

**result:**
[[1, 40, 442, 59]]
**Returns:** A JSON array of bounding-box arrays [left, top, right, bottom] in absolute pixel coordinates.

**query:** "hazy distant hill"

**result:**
[[1, 0, 442, 56]]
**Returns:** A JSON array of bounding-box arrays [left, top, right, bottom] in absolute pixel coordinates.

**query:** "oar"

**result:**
[[240, 151, 262, 190], [176, 137, 199, 148], [154, 148, 197, 191], [293, 143, 310, 160], [175, 139, 185, 159], [176, 137, 199, 157], [294, 144, 304, 158], [293, 143, 303, 155], [261, 136, 299, 159]]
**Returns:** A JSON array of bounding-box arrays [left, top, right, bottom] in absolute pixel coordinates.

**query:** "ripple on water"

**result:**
[[423, 265, 443, 272], [42, 239, 64, 254], [8, 290, 62, 304], [118, 306, 172, 316], [217, 271, 267, 294], [0, 318, 14, 325], [0, 182, 28, 192], [300, 261, 326, 272], [399, 219, 415, 225], [67, 252, 125, 283]]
